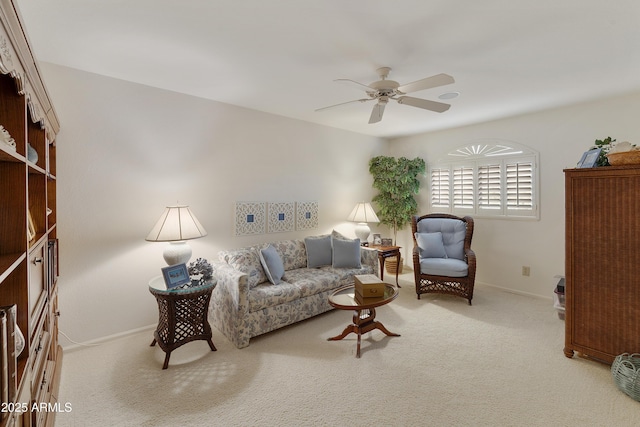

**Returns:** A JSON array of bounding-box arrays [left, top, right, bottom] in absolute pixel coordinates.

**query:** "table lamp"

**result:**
[[347, 202, 380, 244], [146, 205, 207, 265]]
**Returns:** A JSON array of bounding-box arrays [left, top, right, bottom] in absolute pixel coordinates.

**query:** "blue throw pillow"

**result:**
[[304, 235, 332, 268], [258, 245, 285, 285], [331, 236, 361, 268], [415, 232, 448, 259]]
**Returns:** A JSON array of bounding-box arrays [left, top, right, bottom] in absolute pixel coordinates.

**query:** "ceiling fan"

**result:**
[[316, 67, 455, 124]]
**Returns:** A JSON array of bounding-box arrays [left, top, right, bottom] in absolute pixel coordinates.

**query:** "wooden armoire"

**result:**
[[564, 166, 640, 364]]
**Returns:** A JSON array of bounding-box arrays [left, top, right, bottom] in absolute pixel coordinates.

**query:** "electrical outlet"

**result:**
[[522, 266, 530, 276]]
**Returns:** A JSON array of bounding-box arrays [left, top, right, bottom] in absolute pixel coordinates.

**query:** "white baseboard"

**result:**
[[61, 324, 156, 352], [476, 280, 552, 301]]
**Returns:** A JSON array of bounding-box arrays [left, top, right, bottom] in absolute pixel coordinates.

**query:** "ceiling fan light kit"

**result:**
[[318, 67, 455, 123]]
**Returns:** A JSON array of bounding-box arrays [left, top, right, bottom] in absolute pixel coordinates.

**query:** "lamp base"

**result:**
[[354, 223, 371, 245], [163, 241, 192, 265]]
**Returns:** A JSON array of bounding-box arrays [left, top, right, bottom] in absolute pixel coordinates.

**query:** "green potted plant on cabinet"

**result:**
[[368, 156, 426, 273]]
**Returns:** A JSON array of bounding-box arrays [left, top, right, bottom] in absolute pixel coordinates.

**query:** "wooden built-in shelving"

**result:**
[[0, 1, 62, 425]]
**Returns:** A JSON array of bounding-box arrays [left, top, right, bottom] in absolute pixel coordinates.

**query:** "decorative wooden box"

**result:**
[[355, 274, 385, 298]]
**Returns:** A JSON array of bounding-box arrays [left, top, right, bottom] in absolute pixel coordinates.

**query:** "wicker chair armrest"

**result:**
[[412, 245, 420, 263], [465, 248, 477, 272]]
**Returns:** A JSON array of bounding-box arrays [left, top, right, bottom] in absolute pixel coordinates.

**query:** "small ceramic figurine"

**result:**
[[0, 124, 16, 150], [27, 143, 38, 163]]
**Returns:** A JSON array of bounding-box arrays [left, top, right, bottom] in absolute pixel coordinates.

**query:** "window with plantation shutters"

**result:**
[[428, 141, 539, 219], [430, 168, 450, 208]]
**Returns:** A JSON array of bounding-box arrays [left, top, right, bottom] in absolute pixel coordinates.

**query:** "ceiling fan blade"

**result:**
[[397, 96, 450, 113], [315, 98, 371, 112], [368, 102, 386, 124], [397, 73, 454, 94], [334, 78, 374, 92]]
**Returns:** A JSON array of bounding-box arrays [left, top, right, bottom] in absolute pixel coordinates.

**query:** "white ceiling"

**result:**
[[15, 0, 640, 138]]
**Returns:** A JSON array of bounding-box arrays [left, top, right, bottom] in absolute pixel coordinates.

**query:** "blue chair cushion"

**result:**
[[416, 218, 466, 260], [419, 258, 469, 277], [415, 232, 448, 258]]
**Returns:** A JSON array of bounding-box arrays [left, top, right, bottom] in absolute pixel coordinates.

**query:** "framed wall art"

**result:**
[[235, 201, 266, 236], [296, 201, 318, 230], [268, 202, 295, 233]]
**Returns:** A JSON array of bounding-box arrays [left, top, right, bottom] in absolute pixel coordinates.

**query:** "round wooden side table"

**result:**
[[148, 276, 217, 369], [327, 284, 400, 358]]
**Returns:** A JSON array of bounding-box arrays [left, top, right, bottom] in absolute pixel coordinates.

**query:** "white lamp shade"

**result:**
[[146, 205, 207, 242], [347, 202, 380, 224]]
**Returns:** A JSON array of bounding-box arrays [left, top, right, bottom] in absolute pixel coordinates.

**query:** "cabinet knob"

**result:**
[[33, 257, 43, 264]]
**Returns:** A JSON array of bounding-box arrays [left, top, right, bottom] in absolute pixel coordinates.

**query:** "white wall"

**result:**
[[390, 90, 640, 298], [40, 63, 387, 347], [40, 60, 640, 346]]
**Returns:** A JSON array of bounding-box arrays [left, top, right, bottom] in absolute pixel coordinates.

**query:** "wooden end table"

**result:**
[[327, 284, 400, 358], [148, 276, 217, 369], [370, 245, 402, 287]]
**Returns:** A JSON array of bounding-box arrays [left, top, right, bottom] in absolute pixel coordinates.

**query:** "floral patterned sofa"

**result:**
[[209, 234, 379, 348]]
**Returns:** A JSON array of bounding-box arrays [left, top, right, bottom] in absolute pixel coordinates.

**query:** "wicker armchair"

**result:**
[[411, 214, 476, 305]]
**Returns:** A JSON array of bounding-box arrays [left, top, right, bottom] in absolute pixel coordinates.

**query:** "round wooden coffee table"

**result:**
[[327, 284, 400, 358]]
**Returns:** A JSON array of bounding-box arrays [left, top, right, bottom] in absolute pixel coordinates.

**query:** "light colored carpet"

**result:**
[[55, 277, 639, 426]]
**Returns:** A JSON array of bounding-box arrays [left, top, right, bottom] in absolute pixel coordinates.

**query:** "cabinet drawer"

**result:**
[[30, 311, 50, 396]]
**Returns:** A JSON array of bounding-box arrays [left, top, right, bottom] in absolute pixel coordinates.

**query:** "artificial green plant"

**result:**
[[368, 156, 426, 244], [592, 136, 616, 167]]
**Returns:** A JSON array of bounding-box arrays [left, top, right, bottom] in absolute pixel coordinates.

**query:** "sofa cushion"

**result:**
[[280, 268, 343, 299], [248, 281, 302, 312], [326, 264, 375, 286], [266, 240, 307, 271], [415, 232, 448, 259], [331, 236, 361, 268], [305, 235, 332, 268], [331, 229, 350, 241], [258, 245, 285, 285], [221, 247, 268, 287]]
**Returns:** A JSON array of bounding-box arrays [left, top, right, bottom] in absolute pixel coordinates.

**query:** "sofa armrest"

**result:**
[[360, 246, 380, 276], [209, 261, 253, 348], [211, 261, 250, 316]]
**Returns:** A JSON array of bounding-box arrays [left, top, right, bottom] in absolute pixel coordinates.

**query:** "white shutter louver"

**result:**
[[430, 168, 450, 208], [453, 167, 474, 209], [506, 162, 533, 210], [478, 164, 501, 210]]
